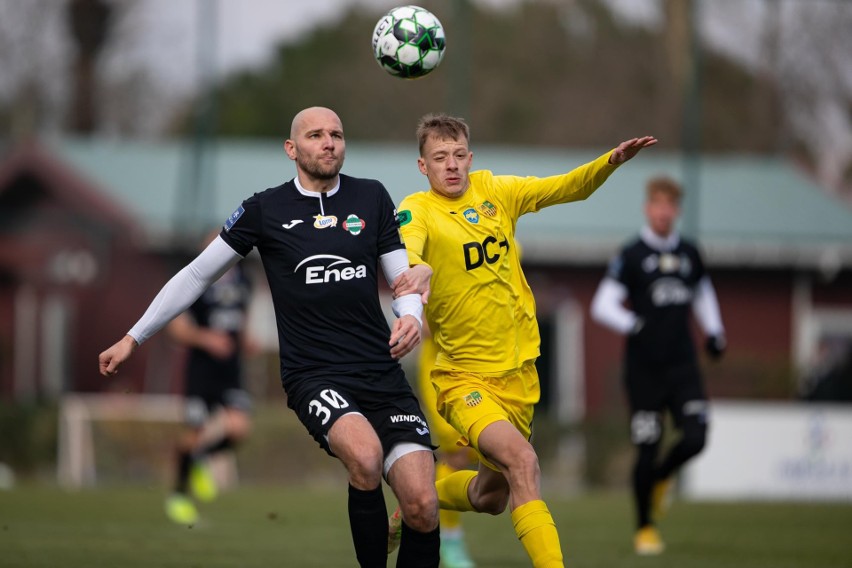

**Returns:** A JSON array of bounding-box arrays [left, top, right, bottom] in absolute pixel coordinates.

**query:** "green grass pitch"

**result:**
[[1, 485, 850, 567]]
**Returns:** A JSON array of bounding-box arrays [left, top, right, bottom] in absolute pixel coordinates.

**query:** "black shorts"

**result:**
[[184, 388, 252, 427], [286, 368, 435, 458], [623, 357, 708, 444]]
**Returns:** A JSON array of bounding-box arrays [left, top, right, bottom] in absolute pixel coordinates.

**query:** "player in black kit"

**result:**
[[99, 107, 439, 568], [591, 177, 726, 555], [164, 231, 254, 526]]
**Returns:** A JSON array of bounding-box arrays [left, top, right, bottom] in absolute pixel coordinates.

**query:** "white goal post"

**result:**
[[57, 393, 234, 489]]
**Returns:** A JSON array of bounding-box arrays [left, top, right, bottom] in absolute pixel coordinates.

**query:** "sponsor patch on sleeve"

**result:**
[[224, 205, 245, 232], [397, 209, 412, 227]]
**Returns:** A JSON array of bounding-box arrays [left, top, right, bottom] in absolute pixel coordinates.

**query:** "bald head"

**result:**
[[285, 107, 346, 190], [290, 106, 342, 139]]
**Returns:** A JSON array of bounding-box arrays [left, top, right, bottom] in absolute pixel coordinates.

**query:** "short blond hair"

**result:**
[[646, 176, 683, 203], [416, 113, 470, 155]]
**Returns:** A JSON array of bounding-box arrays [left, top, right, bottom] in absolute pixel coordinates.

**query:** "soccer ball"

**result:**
[[372, 5, 446, 79]]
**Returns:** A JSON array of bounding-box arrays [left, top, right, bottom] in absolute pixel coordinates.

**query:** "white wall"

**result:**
[[681, 401, 852, 501]]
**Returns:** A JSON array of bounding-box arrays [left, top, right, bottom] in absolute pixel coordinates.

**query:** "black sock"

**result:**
[[396, 520, 440, 568], [633, 443, 658, 528], [656, 419, 707, 480], [348, 484, 388, 568], [175, 450, 193, 494], [199, 435, 235, 458]]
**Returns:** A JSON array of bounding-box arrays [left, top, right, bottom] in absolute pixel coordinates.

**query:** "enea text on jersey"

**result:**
[[294, 254, 367, 285]]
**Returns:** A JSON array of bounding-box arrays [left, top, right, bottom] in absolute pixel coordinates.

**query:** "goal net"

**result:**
[[57, 393, 236, 489]]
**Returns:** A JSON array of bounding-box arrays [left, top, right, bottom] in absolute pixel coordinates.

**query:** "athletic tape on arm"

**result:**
[[380, 248, 423, 326]]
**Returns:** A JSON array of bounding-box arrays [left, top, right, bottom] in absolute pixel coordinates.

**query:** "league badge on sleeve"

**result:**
[[396, 210, 412, 227], [224, 205, 245, 232]]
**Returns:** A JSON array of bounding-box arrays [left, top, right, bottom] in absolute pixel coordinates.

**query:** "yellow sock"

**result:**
[[511, 500, 564, 568], [435, 470, 477, 512], [436, 462, 462, 529]]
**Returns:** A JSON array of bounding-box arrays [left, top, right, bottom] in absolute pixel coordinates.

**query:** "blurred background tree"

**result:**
[[0, 0, 850, 191]]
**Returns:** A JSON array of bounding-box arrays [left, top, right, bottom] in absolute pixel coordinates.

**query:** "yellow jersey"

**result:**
[[399, 150, 618, 373]]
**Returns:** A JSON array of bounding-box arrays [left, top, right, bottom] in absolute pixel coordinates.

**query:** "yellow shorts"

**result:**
[[431, 361, 540, 471], [417, 338, 459, 451]]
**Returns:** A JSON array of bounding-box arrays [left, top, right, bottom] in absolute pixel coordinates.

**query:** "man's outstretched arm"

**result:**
[[98, 236, 242, 376]]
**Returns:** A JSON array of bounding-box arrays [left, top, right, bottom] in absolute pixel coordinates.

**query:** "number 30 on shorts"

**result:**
[[308, 389, 350, 425]]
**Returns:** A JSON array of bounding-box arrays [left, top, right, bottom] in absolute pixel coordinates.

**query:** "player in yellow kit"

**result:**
[[392, 113, 656, 568], [418, 325, 478, 567]]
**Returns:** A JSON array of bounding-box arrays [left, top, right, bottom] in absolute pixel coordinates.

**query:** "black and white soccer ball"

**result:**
[[372, 5, 446, 79]]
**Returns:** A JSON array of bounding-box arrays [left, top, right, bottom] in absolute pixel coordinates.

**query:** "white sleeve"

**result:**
[[127, 236, 243, 344], [692, 276, 725, 337], [590, 277, 640, 335], [380, 248, 423, 326]]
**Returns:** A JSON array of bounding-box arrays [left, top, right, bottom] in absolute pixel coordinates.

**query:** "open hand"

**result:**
[[392, 264, 432, 304], [609, 136, 658, 165]]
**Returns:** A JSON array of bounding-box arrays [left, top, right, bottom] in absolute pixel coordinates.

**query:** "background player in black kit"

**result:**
[[99, 107, 440, 568], [163, 231, 254, 526], [590, 177, 726, 556]]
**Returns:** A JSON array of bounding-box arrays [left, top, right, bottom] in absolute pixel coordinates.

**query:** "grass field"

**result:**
[[2, 485, 851, 568]]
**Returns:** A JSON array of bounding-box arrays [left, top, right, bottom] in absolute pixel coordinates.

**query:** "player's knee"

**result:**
[[343, 448, 384, 488], [471, 479, 510, 515], [681, 425, 707, 458], [476, 491, 509, 516], [506, 450, 541, 500], [400, 492, 439, 532], [500, 443, 539, 477]]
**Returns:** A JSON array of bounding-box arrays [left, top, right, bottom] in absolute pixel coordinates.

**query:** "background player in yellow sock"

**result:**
[[393, 113, 656, 567]]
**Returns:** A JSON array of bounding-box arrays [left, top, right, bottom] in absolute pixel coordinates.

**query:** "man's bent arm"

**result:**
[[591, 277, 641, 335], [380, 249, 424, 325], [692, 276, 724, 338]]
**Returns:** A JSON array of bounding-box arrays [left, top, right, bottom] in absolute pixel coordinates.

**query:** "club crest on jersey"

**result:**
[[464, 391, 483, 407], [224, 205, 244, 231], [659, 253, 680, 273], [477, 200, 497, 217], [313, 214, 338, 229], [343, 214, 366, 236], [463, 208, 480, 224]]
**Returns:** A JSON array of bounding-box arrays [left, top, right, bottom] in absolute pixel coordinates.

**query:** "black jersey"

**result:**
[[185, 264, 251, 395], [608, 235, 706, 364], [219, 174, 406, 388]]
